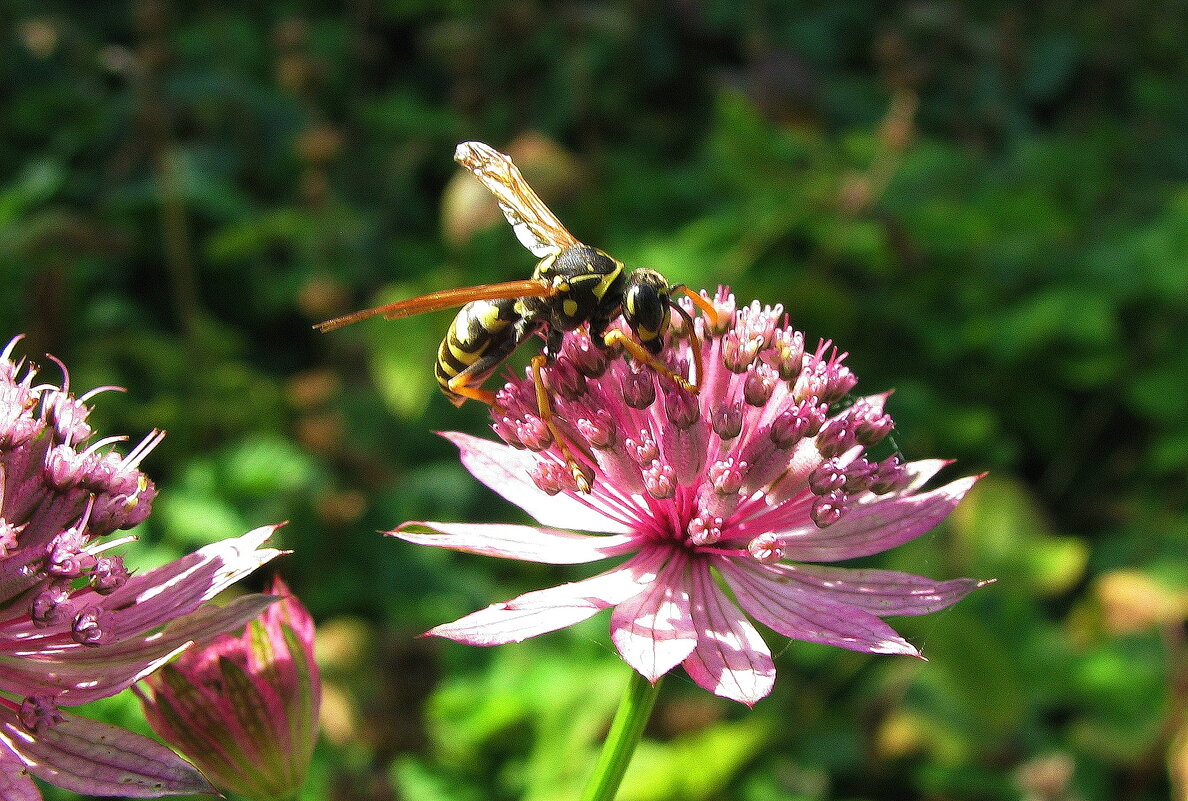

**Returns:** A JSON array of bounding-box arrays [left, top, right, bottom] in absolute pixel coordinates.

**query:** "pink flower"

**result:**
[[394, 291, 987, 705], [0, 336, 284, 799], [136, 577, 320, 801]]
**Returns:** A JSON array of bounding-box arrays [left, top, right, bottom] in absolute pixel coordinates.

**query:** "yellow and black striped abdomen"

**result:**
[[435, 298, 522, 405]]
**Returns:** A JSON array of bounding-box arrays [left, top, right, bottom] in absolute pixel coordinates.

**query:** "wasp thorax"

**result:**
[[538, 245, 625, 331], [622, 269, 672, 354]]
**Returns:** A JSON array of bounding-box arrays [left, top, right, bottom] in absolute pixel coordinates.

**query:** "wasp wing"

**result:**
[[313, 279, 554, 333], [454, 141, 581, 259]]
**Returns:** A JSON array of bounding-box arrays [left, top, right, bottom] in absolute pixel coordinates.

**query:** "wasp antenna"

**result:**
[[676, 286, 720, 330], [313, 307, 386, 333], [668, 298, 704, 390]]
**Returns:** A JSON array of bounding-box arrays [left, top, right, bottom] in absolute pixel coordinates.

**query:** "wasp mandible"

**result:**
[[315, 141, 717, 491]]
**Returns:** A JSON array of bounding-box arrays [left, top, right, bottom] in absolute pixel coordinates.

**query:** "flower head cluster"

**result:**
[[0, 336, 283, 799], [396, 291, 985, 705], [137, 577, 321, 801]]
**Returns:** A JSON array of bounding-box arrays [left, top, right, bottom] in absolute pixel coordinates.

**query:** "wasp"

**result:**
[[315, 141, 716, 491]]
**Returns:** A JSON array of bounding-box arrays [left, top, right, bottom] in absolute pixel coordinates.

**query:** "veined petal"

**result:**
[[1, 595, 276, 703], [758, 563, 987, 616], [610, 550, 698, 681], [0, 748, 40, 801], [901, 459, 952, 492], [775, 475, 978, 562], [427, 553, 662, 645], [391, 521, 635, 564], [0, 707, 215, 797], [720, 560, 919, 656], [14, 525, 286, 646], [682, 559, 774, 705], [442, 431, 630, 533]]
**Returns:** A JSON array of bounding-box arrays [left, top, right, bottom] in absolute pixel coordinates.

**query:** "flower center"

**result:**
[[490, 290, 912, 556]]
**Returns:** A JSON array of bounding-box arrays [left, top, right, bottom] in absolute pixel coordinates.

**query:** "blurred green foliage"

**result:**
[[2, 2, 1186, 800]]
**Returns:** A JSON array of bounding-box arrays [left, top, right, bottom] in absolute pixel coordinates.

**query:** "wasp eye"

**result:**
[[624, 277, 671, 353]]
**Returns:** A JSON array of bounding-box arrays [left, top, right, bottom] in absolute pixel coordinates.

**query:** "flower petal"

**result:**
[[0, 707, 215, 797], [901, 459, 952, 491], [610, 550, 698, 681], [682, 559, 775, 705], [0, 748, 40, 801], [427, 553, 662, 645], [70, 524, 284, 643], [775, 475, 978, 562], [720, 560, 919, 656], [761, 563, 987, 616], [0, 595, 277, 703], [391, 521, 634, 564], [442, 431, 630, 533]]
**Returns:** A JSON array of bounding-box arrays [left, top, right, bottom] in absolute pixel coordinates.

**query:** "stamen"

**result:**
[[642, 460, 675, 500], [743, 363, 778, 406], [687, 512, 724, 546], [722, 331, 760, 373], [515, 415, 553, 451], [768, 329, 806, 381], [72, 608, 107, 646], [710, 401, 744, 440], [577, 410, 616, 449], [808, 459, 847, 495], [770, 399, 827, 447], [707, 458, 746, 495], [796, 341, 856, 404], [625, 428, 659, 466], [663, 386, 700, 429], [43, 443, 97, 490], [620, 368, 656, 409], [20, 696, 64, 734], [31, 583, 72, 628], [811, 489, 849, 528], [748, 533, 784, 563], [870, 455, 909, 494]]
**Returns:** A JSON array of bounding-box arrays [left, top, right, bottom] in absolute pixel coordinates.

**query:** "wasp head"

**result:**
[[623, 269, 674, 354]]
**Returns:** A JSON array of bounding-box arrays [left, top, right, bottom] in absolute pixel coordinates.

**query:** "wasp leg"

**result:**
[[603, 329, 698, 394], [444, 381, 500, 407], [530, 353, 594, 494], [441, 311, 541, 407]]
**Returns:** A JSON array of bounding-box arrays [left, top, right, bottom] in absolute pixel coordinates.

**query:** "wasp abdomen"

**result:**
[[435, 297, 523, 404]]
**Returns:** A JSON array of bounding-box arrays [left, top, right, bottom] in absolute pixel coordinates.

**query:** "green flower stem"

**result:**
[[580, 669, 662, 801]]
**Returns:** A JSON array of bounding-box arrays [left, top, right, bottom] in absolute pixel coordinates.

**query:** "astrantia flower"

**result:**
[[136, 577, 321, 801], [0, 336, 284, 799], [394, 291, 986, 705]]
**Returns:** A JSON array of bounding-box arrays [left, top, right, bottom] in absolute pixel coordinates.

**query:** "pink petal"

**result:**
[[773, 475, 978, 562], [901, 459, 952, 491], [760, 563, 986, 616], [720, 560, 919, 656], [0, 707, 214, 797], [682, 560, 775, 705], [427, 554, 661, 645], [1, 595, 277, 703], [0, 749, 41, 801], [610, 550, 698, 681], [0, 526, 283, 648], [392, 522, 634, 564], [99, 524, 286, 639], [442, 431, 630, 533]]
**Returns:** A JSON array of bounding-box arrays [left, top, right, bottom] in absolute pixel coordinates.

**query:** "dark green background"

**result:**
[[3, 3, 1186, 800]]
